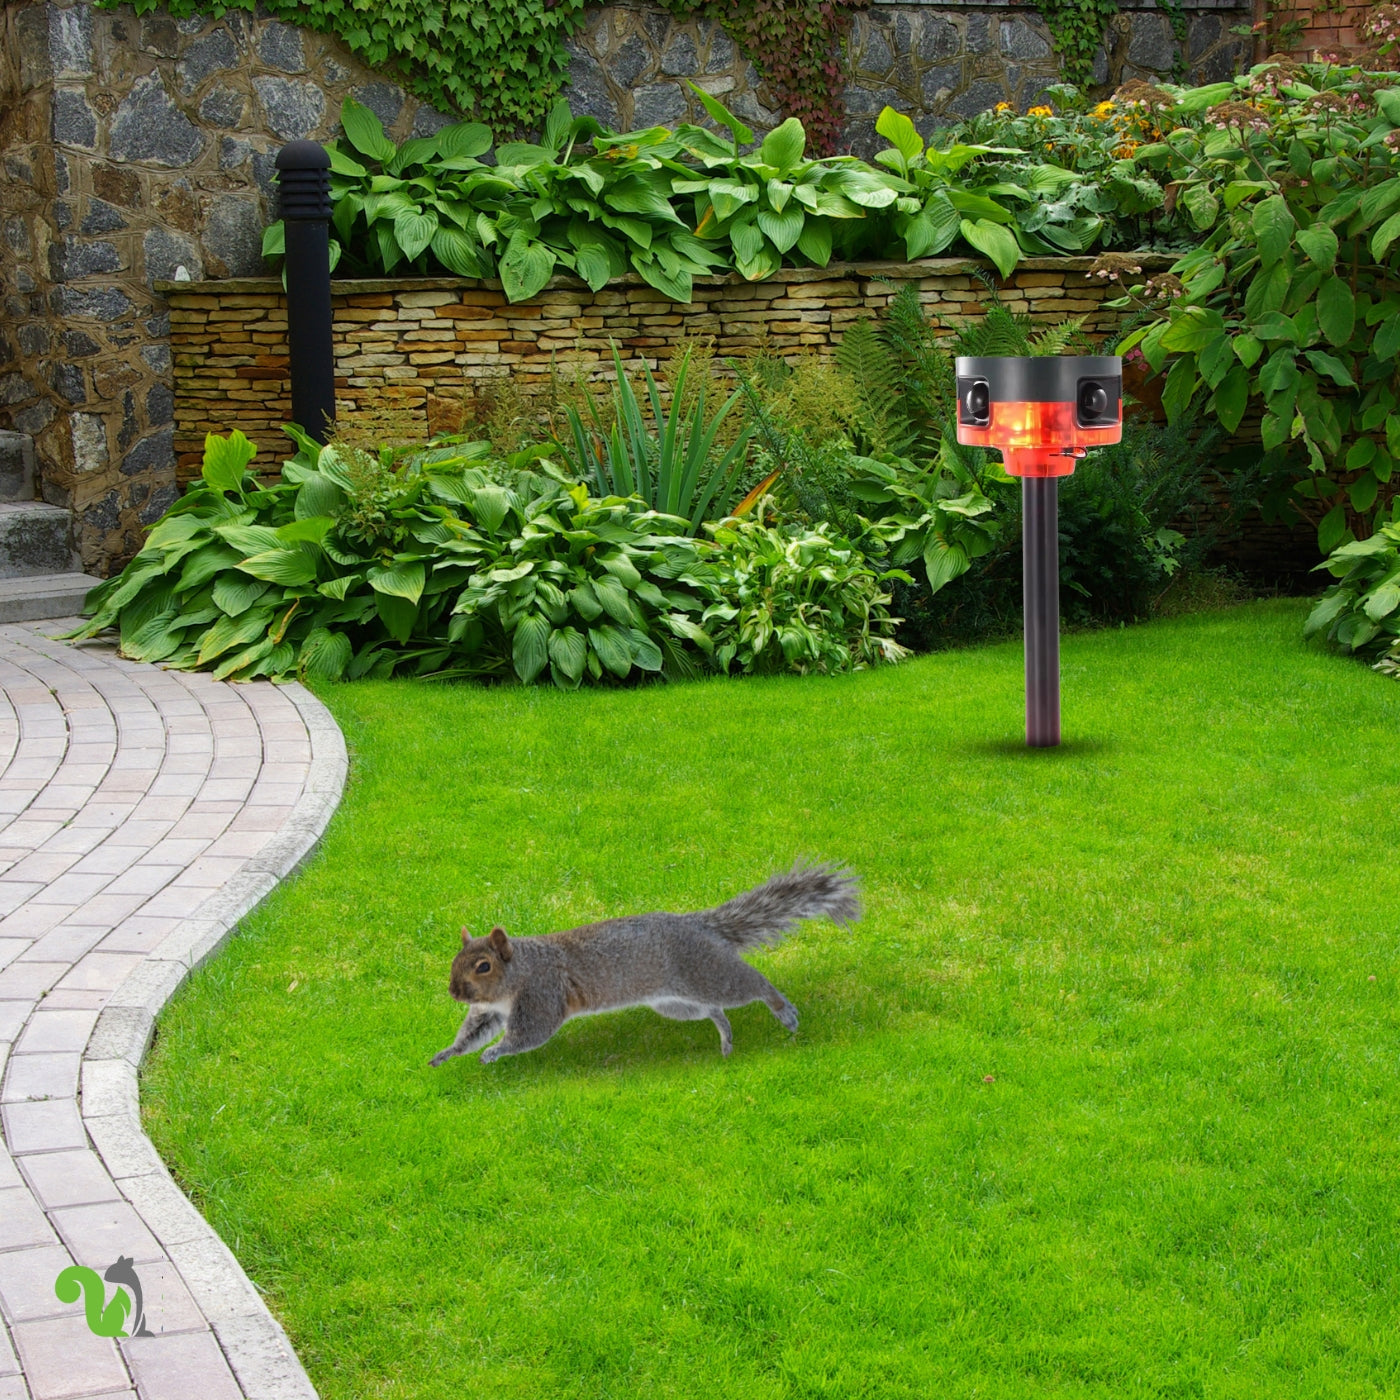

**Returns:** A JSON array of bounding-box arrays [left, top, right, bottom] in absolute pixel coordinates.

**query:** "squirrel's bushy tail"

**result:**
[[707, 863, 860, 949]]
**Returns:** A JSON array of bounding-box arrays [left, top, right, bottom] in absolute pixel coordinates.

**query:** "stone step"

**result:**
[[0, 573, 104, 624], [0, 502, 78, 578], [0, 431, 36, 503]]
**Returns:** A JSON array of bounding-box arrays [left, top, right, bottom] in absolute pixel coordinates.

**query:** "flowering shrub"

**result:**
[[1111, 58, 1400, 553]]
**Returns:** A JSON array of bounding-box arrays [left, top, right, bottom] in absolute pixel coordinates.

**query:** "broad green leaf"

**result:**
[[795, 219, 832, 266], [1376, 89, 1400, 125], [547, 625, 587, 685], [1318, 503, 1350, 555], [1360, 175, 1400, 224], [1372, 208, 1400, 262], [1244, 261, 1290, 320], [959, 218, 1020, 279], [759, 118, 806, 173], [1162, 355, 1198, 422], [627, 627, 663, 672], [1161, 307, 1224, 352], [211, 574, 269, 617], [875, 106, 922, 166], [1347, 436, 1377, 471], [1304, 349, 1356, 387], [202, 430, 257, 494], [1181, 183, 1219, 231], [1363, 577, 1400, 625], [238, 546, 317, 587], [570, 580, 603, 621], [392, 207, 436, 262], [499, 232, 557, 303], [340, 97, 397, 163], [197, 606, 274, 665], [1249, 311, 1296, 343], [368, 561, 425, 604], [1213, 363, 1250, 433], [588, 623, 633, 678], [295, 474, 343, 520], [298, 628, 353, 681], [469, 484, 512, 535], [1375, 316, 1400, 362], [437, 121, 493, 160], [1233, 333, 1263, 368], [1251, 194, 1294, 267], [1350, 471, 1380, 515], [512, 611, 549, 684], [756, 205, 805, 254], [430, 226, 484, 278], [261, 221, 285, 258], [592, 573, 636, 626], [686, 82, 753, 150], [923, 539, 969, 594], [1296, 223, 1338, 271], [1316, 278, 1355, 347]]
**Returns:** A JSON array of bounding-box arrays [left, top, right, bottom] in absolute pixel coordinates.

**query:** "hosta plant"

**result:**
[[67, 430, 719, 687], [701, 516, 911, 675]]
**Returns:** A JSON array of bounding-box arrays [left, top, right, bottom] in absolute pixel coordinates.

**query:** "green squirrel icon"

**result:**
[[53, 1257, 153, 1339]]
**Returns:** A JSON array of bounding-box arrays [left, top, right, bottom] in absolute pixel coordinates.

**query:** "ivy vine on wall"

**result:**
[[111, 0, 590, 134], [1029, 0, 1119, 90], [654, 0, 870, 156]]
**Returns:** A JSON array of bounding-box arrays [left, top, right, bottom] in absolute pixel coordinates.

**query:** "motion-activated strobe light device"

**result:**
[[955, 355, 1123, 748]]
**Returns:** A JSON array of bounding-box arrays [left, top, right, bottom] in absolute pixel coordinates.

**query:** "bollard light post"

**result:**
[[954, 355, 1123, 748], [275, 140, 336, 444]]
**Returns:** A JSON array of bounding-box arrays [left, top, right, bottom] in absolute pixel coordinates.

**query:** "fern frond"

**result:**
[[1028, 315, 1091, 357]]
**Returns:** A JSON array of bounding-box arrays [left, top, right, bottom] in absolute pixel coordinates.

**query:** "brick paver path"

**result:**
[[0, 624, 345, 1400]]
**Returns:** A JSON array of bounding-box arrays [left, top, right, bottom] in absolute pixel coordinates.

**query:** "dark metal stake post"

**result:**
[[1022, 477, 1060, 748], [275, 141, 335, 444]]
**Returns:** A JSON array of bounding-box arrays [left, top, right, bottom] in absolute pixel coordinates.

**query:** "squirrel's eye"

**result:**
[[474, 960, 491, 974]]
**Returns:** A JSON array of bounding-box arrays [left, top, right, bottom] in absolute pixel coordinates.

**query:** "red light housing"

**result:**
[[955, 355, 1123, 475]]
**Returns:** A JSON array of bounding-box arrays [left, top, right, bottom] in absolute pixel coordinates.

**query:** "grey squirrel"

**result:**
[[429, 863, 860, 1065]]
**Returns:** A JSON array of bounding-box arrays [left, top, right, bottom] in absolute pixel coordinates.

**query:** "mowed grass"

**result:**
[[142, 600, 1400, 1400]]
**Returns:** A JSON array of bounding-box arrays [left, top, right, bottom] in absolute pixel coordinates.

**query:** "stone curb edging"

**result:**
[[78, 681, 348, 1400]]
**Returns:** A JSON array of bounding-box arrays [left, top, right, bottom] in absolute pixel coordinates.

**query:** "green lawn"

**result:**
[[143, 600, 1400, 1399]]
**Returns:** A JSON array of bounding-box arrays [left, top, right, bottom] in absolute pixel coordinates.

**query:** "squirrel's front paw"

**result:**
[[480, 1043, 503, 1064], [428, 1048, 456, 1067]]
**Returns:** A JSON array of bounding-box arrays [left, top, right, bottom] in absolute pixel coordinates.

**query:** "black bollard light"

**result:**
[[955, 355, 1123, 748], [275, 140, 336, 444]]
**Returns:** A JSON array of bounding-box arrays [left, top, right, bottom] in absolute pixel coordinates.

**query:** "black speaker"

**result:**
[[957, 377, 991, 426], [1075, 376, 1120, 428]]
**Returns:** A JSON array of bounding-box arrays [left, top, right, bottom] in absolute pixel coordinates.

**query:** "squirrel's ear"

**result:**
[[460, 927, 471, 947], [488, 926, 512, 962]]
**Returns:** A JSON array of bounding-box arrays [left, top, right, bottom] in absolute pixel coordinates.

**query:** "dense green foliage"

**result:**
[[143, 602, 1400, 1399], [743, 286, 1220, 642], [1306, 498, 1400, 673], [262, 93, 1163, 301], [1116, 61, 1400, 554], [70, 425, 921, 687]]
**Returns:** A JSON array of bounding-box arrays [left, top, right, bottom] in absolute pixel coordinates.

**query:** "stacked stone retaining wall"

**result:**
[[163, 257, 1169, 476]]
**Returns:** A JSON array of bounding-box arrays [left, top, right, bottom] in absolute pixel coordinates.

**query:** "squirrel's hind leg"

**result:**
[[652, 998, 734, 1056]]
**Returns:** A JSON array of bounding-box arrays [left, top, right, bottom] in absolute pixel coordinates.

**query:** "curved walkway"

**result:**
[[0, 622, 345, 1400]]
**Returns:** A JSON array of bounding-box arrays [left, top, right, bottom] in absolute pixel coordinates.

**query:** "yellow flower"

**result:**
[[1093, 100, 1116, 116], [994, 102, 1013, 113], [1028, 105, 1054, 117]]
